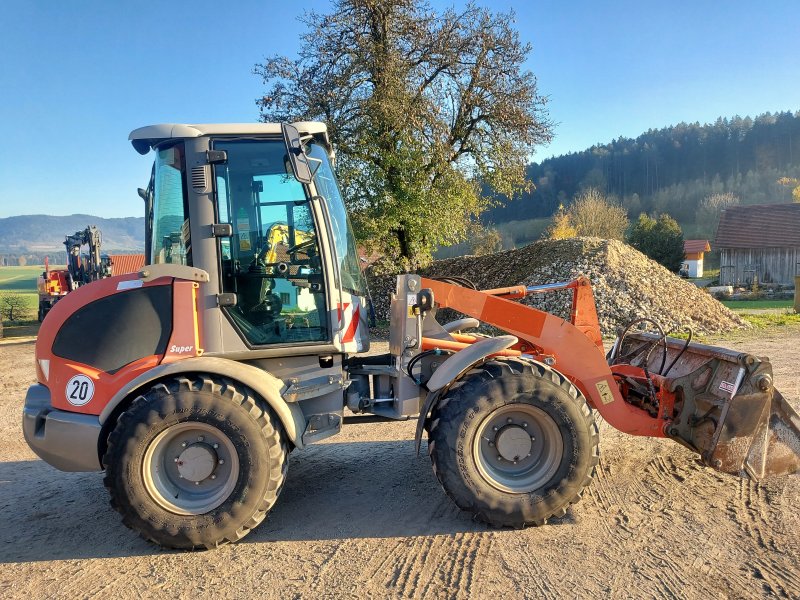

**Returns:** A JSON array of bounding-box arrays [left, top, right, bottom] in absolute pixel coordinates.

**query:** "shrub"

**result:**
[[628, 213, 685, 271]]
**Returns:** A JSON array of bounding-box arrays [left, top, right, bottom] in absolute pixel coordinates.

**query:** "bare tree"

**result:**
[[698, 192, 739, 235], [566, 188, 629, 240]]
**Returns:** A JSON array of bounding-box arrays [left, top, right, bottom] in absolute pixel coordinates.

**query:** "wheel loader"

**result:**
[[22, 122, 800, 549]]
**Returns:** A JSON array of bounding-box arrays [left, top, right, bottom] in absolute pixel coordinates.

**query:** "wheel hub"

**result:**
[[176, 443, 218, 482], [143, 422, 239, 515], [474, 404, 564, 493], [495, 426, 533, 462]]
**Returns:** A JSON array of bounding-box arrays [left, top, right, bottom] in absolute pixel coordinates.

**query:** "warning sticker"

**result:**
[[239, 231, 252, 251], [595, 380, 615, 405], [719, 380, 736, 394], [407, 293, 417, 317]]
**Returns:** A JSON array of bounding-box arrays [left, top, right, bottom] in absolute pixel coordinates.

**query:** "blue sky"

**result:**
[[0, 0, 798, 218]]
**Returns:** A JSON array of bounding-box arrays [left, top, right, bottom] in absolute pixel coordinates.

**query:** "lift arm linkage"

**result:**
[[420, 277, 667, 438]]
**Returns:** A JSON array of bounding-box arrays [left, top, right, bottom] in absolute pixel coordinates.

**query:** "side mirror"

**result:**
[[281, 122, 313, 184], [138, 187, 148, 201]]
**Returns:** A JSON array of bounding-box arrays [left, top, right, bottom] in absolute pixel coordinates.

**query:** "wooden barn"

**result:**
[[715, 203, 800, 286]]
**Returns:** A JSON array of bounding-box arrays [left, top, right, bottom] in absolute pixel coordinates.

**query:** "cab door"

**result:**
[[212, 138, 330, 347]]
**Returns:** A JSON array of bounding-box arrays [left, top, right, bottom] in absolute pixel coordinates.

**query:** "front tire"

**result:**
[[428, 359, 599, 527], [103, 375, 287, 549]]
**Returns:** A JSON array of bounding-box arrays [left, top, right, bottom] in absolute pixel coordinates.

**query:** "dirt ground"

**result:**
[[1, 328, 798, 599]]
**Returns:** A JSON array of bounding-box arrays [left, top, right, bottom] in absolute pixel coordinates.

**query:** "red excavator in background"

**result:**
[[37, 226, 145, 321]]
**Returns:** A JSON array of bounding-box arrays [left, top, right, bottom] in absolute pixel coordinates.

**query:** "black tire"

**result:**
[[102, 374, 287, 549], [428, 358, 599, 527]]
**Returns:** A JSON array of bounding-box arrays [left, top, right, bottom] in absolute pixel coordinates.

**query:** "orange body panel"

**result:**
[[36, 272, 202, 416], [421, 277, 666, 437], [38, 269, 69, 297]]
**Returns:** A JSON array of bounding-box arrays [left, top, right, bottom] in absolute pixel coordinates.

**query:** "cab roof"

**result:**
[[128, 122, 329, 155]]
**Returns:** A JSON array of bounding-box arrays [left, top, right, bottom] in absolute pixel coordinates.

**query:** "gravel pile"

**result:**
[[367, 237, 747, 336]]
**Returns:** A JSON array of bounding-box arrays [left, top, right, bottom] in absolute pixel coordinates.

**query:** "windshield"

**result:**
[[308, 142, 367, 296]]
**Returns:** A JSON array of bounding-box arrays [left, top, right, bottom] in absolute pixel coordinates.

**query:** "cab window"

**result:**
[[214, 139, 328, 346], [151, 143, 191, 265]]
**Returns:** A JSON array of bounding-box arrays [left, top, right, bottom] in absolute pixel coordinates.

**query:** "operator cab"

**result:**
[[130, 122, 369, 355]]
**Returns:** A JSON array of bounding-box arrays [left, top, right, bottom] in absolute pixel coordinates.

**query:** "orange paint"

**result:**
[[421, 337, 522, 357], [36, 272, 204, 416], [421, 276, 666, 438]]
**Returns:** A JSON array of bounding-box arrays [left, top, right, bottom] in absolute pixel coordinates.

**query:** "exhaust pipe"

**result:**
[[615, 333, 800, 480]]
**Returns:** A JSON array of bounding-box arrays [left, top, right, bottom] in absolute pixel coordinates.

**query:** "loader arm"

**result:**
[[421, 276, 800, 479], [421, 277, 666, 437]]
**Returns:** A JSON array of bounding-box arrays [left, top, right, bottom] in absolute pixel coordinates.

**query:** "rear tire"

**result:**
[[428, 359, 599, 527], [103, 375, 287, 549]]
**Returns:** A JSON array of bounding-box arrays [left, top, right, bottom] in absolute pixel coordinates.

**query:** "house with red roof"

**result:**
[[682, 239, 711, 278], [714, 203, 800, 285]]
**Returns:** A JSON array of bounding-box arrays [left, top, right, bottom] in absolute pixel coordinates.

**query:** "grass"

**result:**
[[721, 299, 794, 309], [0, 265, 51, 330], [0, 265, 45, 291], [739, 311, 800, 329]]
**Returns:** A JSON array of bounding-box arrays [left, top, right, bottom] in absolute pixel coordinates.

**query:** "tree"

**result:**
[[566, 188, 628, 240], [777, 177, 800, 202], [697, 192, 739, 237], [628, 213, 685, 271], [543, 204, 577, 240], [1, 293, 30, 321], [469, 225, 503, 256], [255, 0, 551, 270]]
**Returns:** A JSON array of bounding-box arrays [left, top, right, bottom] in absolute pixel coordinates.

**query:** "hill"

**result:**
[[483, 110, 800, 246], [0, 214, 144, 254]]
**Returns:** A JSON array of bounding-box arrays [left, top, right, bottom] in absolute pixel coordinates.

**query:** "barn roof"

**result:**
[[714, 203, 800, 249], [684, 239, 710, 253], [109, 254, 146, 275]]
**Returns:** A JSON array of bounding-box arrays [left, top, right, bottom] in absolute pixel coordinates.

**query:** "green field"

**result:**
[[0, 265, 45, 290], [721, 299, 794, 310], [0, 265, 54, 328]]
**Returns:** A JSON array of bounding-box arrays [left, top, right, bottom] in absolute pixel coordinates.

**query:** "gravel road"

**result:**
[[1, 328, 798, 599]]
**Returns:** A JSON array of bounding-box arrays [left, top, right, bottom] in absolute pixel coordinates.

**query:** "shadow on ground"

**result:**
[[0, 439, 575, 564]]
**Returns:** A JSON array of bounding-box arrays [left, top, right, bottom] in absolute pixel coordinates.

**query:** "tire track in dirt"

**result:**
[[728, 479, 800, 598], [306, 540, 352, 596], [604, 453, 746, 599], [509, 540, 559, 598], [352, 529, 492, 599]]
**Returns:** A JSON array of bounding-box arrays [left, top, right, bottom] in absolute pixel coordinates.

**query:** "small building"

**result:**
[[714, 203, 800, 286], [682, 240, 711, 278], [108, 254, 146, 276]]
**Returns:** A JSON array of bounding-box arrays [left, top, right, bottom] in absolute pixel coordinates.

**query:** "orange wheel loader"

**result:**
[[22, 123, 800, 549]]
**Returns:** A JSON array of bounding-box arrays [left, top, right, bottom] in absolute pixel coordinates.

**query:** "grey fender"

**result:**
[[414, 335, 518, 453], [442, 317, 480, 334], [98, 356, 306, 449]]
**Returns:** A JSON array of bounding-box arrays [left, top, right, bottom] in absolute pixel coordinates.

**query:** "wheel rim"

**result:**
[[473, 404, 564, 493], [142, 422, 240, 515]]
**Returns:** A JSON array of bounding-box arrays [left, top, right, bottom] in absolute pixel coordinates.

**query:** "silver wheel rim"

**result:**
[[473, 404, 564, 493], [142, 422, 239, 515]]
